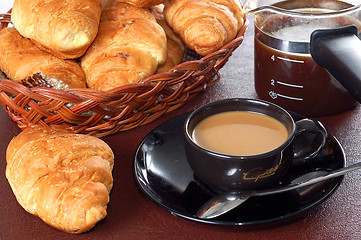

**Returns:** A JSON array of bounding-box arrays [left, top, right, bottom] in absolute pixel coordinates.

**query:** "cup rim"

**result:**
[[184, 98, 296, 160]]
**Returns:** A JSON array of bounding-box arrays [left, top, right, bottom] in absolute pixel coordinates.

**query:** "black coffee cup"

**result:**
[[184, 98, 327, 191]]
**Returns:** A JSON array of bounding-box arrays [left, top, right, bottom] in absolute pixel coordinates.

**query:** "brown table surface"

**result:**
[[1, 16, 361, 240]]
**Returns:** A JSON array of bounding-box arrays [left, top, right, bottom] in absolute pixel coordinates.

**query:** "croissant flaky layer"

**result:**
[[164, 0, 245, 56], [6, 126, 114, 234], [0, 28, 86, 89], [11, 0, 102, 59], [112, 0, 166, 8], [81, 2, 167, 91]]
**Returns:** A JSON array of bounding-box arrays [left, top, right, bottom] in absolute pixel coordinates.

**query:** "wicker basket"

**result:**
[[0, 11, 248, 137]]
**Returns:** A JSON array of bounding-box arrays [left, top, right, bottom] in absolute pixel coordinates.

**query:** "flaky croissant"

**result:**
[[150, 5, 185, 73], [164, 0, 245, 56], [0, 28, 86, 89], [6, 126, 114, 234], [11, 0, 102, 59], [81, 2, 167, 91], [114, 0, 166, 8]]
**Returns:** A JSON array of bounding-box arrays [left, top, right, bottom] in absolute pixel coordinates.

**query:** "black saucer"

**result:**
[[134, 112, 345, 226]]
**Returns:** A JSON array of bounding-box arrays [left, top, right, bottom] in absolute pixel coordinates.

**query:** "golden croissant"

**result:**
[[81, 1, 167, 91], [0, 28, 86, 89], [164, 0, 245, 56], [11, 0, 102, 59], [150, 4, 185, 73], [6, 126, 114, 234], [110, 0, 166, 8]]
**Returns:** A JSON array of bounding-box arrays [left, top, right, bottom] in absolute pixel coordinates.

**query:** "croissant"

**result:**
[[6, 126, 114, 234], [0, 28, 86, 89], [163, 0, 245, 56], [113, 0, 166, 8], [150, 5, 185, 73], [11, 0, 101, 59], [81, 2, 167, 91]]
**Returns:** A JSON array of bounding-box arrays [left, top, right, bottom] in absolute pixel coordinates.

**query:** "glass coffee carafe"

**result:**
[[248, 0, 361, 116]]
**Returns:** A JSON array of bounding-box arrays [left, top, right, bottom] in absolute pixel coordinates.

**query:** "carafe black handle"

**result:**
[[310, 25, 361, 103]]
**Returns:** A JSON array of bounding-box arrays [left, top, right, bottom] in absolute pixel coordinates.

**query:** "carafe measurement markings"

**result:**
[[277, 56, 305, 64], [270, 55, 304, 101], [276, 81, 304, 88]]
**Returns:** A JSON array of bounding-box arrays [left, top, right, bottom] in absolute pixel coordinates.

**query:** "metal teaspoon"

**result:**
[[197, 161, 361, 219]]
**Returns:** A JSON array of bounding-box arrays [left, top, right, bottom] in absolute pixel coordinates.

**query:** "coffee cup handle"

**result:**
[[292, 118, 328, 166]]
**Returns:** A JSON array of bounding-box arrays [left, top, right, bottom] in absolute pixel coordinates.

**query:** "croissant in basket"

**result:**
[[150, 4, 185, 73], [111, 0, 166, 8], [81, 2, 167, 91], [0, 28, 86, 89], [164, 0, 245, 56], [11, 0, 102, 59], [6, 126, 114, 234]]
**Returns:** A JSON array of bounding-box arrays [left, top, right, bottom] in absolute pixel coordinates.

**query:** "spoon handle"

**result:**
[[256, 161, 361, 197]]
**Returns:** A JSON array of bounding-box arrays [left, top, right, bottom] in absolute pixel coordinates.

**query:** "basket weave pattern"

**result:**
[[0, 11, 248, 137]]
